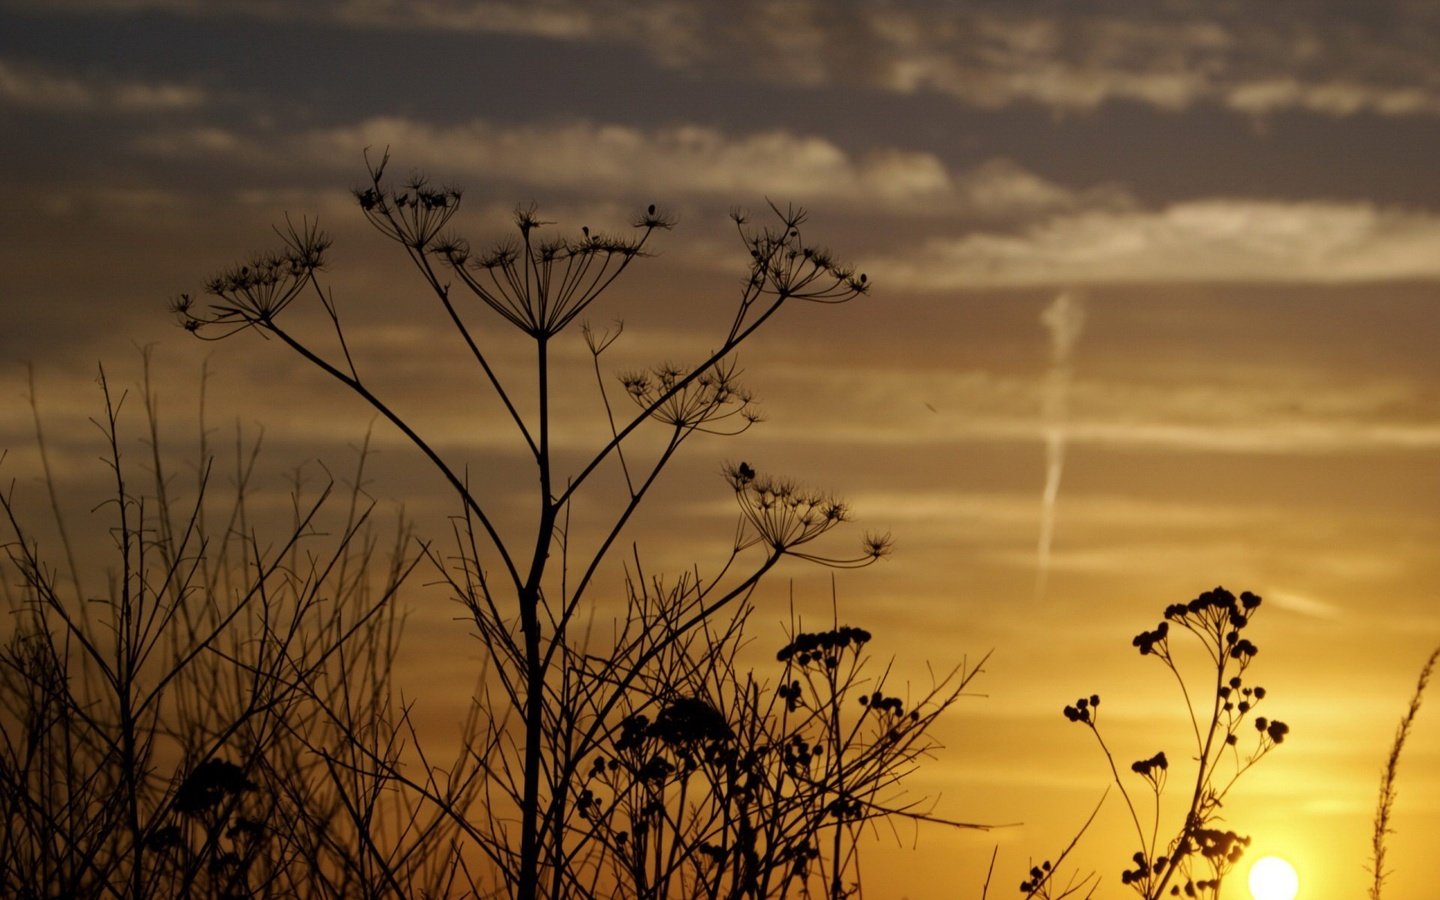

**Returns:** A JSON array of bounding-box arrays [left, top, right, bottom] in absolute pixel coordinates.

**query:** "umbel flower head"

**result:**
[[1130, 750, 1169, 791], [621, 358, 760, 433], [436, 201, 672, 337], [1062, 694, 1101, 725], [354, 157, 462, 250], [1132, 586, 1265, 668], [171, 216, 330, 337], [776, 625, 872, 666], [723, 202, 870, 343], [723, 461, 890, 566], [732, 202, 869, 303], [353, 147, 676, 339]]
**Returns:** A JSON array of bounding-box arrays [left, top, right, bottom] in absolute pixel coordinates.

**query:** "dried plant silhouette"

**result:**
[[6, 155, 1339, 900], [0, 358, 438, 897], [1368, 645, 1438, 900], [1018, 587, 1289, 900], [154, 151, 984, 897]]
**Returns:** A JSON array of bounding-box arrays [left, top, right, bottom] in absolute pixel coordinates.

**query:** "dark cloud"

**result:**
[[10, 0, 1440, 118]]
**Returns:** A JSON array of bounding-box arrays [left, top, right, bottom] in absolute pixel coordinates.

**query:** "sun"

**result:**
[[1248, 855, 1299, 900]]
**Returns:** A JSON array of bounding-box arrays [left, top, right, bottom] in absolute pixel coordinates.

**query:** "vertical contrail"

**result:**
[[1036, 290, 1085, 601]]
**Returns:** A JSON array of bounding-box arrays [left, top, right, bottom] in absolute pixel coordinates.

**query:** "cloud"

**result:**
[[1224, 77, 1440, 117], [873, 200, 1440, 288], [303, 119, 909, 202], [1264, 590, 1345, 621], [18, 1, 1440, 119], [861, 12, 1221, 112], [755, 360, 1440, 456], [0, 57, 207, 113], [857, 9, 1440, 118], [211, 3, 1440, 120], [1, 0, 705, 57], [132, 116, 1122, 218], [336, 0, 610, 39], [328, 3, 1440, 120]]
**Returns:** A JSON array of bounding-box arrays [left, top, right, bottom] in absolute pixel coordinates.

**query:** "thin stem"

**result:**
[[262, 320, 522, 592]]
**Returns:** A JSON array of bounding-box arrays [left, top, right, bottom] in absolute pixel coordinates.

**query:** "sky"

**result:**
[[2, 1, 1439, 897]]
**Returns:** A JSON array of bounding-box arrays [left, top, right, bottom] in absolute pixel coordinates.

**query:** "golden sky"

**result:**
[[2, 2, 1438, 897]]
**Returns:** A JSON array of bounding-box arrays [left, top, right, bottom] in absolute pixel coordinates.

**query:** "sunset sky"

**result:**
[[3, 2, 1439, 897]]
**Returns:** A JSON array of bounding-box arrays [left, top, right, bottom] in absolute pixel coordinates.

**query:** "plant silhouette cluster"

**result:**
[[7, 151, 1335, 900], [564, 611, 985, 898], [0, 361, 426, 897], [1020, 587, 1289, 900], [150, 150, 978, 898]]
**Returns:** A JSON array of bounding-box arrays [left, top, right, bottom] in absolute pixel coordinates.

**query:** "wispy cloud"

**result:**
[[874, 200, 1440, 287], [1264, 590, 1345, 621], [131, 116, 1124, 218], [0, 57, 206, 113], [1223, 77, 1440, 117], [298, 119, 951, 204], [755, 361, 1440, 456]]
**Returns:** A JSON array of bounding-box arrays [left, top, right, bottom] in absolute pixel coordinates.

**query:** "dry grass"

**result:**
[[1369, 645, 1439, 900]]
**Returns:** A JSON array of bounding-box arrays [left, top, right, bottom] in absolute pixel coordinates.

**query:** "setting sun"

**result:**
[[1249, 856, 1300, 900]]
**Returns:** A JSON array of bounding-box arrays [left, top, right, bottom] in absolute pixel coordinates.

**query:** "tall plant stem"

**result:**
[[519, 334, 553, 900]]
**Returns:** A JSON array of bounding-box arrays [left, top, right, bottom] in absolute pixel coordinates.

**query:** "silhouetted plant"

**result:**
[[0, 359, 448, 898], [567, 596, 986, 899], [1368, 645, 1438, 900], [1023, 587, 1288, 900], [1003, 793, 1104, 900], [169, 151, 972, 898]]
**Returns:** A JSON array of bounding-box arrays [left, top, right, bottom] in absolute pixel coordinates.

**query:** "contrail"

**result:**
[[1036, 290, 1085, 601]]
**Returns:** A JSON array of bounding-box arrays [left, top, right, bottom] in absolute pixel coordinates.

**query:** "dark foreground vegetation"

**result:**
[[1, 156, 1426, 898]]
